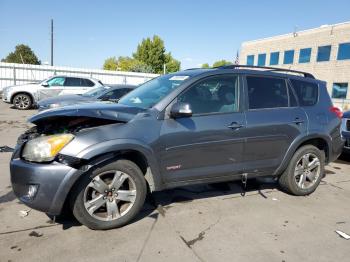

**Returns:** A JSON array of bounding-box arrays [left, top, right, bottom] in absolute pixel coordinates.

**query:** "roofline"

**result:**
[[242, 21, 350, 45]]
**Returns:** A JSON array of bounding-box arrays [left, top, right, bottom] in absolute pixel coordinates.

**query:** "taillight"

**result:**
[[329, 106, 343, 119]]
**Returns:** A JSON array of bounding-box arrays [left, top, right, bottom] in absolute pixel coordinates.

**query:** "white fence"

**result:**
[[0, 62, 158, 89]]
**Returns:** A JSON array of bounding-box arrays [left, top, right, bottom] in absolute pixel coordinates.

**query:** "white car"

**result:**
[[2, 76, 103, 110]]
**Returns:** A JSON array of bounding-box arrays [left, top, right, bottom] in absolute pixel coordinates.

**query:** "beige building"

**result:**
[[240, 21, 350, 110]]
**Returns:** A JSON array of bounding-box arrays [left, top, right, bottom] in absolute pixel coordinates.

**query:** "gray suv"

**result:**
[[10, 65, 344, 230]]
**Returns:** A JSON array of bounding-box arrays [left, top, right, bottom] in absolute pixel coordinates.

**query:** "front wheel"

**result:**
[[71, 159, 147, 230], [279, 145, 325, 196], [12, 93, 32, 110]]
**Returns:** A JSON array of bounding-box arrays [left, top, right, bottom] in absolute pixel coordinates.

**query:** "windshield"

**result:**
[[82, 86, 108, 97], [118, 74, 189, 109]]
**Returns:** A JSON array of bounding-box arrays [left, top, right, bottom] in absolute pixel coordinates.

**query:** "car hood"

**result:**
[[6, 83, 39, 91], [38, 94, 94, 107], [29, 102, 147, 125], [343, 111, 350, 118]]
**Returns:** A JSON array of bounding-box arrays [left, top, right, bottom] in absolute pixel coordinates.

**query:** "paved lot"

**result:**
[[0, 101, 349, 262]]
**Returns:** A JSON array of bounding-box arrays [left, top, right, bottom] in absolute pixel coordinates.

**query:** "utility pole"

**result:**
[[50, 19, 54, 66]]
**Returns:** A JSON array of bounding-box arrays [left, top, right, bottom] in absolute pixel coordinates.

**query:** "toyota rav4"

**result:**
[[10, 65, 344, 230]]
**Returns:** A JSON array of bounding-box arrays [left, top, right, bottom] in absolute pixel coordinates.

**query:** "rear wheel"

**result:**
[[13, 93, 32, 110], [279, 145, 325, 196], [71, 160, 147, 230]]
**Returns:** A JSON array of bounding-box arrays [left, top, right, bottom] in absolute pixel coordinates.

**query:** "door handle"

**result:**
[[292, 118, 305, 125], [228, 122, 244, 130]]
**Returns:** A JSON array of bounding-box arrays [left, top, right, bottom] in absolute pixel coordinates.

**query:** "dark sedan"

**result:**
[[342, 111, 350, 153], [37, 84, 136, 111]]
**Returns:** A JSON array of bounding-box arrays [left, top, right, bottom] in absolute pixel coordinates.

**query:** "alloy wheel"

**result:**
[[294, 153, 321, 189], [14, 95, 30, 109], [83, 170, 137, 221]]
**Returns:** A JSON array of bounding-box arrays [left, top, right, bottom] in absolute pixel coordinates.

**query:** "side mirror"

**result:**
[[170, 102, 192, 118], [41, 83, 49, 87]]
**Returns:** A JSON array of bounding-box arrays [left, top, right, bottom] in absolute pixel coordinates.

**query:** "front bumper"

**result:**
[[10, 155, 81, 215]]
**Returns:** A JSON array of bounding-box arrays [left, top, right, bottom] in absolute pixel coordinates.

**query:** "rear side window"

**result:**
[[65, 77, 82, 86], [247, 76, 288, 109], [290, 79, 318, 106], [82, 79, 95, 87]]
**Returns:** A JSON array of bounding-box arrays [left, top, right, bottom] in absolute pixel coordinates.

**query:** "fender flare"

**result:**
[[274, 133, 331, 175]]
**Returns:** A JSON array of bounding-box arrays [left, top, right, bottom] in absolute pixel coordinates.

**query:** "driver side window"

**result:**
[[47, 77, 65, 87], [177, 75, 239, 115]]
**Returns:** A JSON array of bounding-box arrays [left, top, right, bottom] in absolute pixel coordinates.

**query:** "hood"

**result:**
[[343, 110, 350, 119], [29, 102, 146, 124], [38, 94, 93, 107], [6, 83, 39, 91]]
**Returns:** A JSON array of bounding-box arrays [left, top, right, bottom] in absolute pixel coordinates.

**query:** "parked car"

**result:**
[[10, 65, 344, 230], [2, 76, 103, 110], [37, 84, 136, 111], [341, 111, 350, 153]]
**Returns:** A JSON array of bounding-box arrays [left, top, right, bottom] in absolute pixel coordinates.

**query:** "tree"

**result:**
[[201, 63, 210, 68], [212, 60, 233, 67], [133, 35, 166, 74], [103, 57, 118, 70], [1, 44, 40, 64], [165, 53, 180, 73]]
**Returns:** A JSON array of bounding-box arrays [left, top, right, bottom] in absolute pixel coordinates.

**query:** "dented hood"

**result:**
[[29, 102, 146, 124]]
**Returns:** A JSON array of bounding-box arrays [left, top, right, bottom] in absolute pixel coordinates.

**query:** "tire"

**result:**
[[279, 145, 325, 196], [71, 159, 147, 230], [12, 93, 32, 110]]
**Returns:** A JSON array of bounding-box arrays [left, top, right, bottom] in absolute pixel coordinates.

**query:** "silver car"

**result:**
[[2, 75, 103, 110]]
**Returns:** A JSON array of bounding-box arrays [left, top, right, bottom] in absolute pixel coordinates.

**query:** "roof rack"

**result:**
[[215, 65, 315, 79]]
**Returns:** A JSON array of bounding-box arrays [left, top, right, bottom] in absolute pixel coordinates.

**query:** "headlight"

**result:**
[[22, 134, 74, 162]]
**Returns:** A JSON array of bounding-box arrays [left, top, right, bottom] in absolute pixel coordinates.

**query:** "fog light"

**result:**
[[22, 184, 39, 201]]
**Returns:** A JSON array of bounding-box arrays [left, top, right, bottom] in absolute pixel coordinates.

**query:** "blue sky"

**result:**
[[1, 0, 349, 69]]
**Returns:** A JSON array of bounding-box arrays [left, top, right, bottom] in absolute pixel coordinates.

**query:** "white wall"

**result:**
[[0, 62, 159, 88]]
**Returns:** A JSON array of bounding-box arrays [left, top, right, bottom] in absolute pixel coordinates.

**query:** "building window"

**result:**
[[247, 55, 254, 65], [270, 52, 279, 65], [299, 48, 312, 63], [283, 50, 294, 64], [257, 54, 266, 66], [332, 83, 348, 99], [337, 43, 350, 60], [317, 45, 331, 62]]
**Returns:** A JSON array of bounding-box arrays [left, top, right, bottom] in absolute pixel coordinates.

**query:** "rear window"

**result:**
[[82, 79, 95, 87], [290, 79, 318, 106], [247, 76, 288, 109]]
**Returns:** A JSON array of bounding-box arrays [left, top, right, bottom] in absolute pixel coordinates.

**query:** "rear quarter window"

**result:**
[[290, 79, 318, 106]]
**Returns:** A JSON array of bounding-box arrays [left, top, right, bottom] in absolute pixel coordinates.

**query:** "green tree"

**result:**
[[165, 53, 180, 73], [103, 56, 118, 70], [201, 63, 210, 68], [1, 44, 40, 64], [212, 60, 233, 67], [133, 35, 166, 74]]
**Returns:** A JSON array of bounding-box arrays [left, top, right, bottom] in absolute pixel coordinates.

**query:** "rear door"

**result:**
[[60, 77, 86, 95], [243, 75, 307, 175]]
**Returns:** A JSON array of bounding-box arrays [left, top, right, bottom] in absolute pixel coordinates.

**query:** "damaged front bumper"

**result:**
[[10, 147, 83, 215]]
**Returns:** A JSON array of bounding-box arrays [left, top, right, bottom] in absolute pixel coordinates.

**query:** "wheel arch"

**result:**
[[274, 134, 331, 176], [10, 91, 35, 104]]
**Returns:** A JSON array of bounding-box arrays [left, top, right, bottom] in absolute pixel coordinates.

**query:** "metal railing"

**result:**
[[0, 62, 158, 89]]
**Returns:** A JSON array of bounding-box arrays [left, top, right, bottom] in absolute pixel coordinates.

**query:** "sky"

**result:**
[[0, 0, 350, 70]]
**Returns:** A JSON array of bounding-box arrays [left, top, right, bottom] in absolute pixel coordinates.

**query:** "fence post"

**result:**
[[90, 72, 93, 78], [123, 75, 127, 84], [13, 66, 16, 85]]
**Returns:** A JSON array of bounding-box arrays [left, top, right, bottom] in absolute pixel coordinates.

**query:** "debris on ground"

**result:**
[[272, 197, 279, 201], [0, 146, 14, 153], [18, 209, 31, 218], [335, 230, 350, 240], [28, 231, 43, 237]]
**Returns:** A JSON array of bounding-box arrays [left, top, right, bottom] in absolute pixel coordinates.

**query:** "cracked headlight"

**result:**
[[22, 134, 74, 162]]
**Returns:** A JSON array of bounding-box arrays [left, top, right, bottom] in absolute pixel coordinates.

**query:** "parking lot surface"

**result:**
[[0, 102, 349, 262]]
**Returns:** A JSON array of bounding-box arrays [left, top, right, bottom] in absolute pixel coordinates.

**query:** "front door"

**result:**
[[159, 74, 246, 183], [38, 76, 65, 100]]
